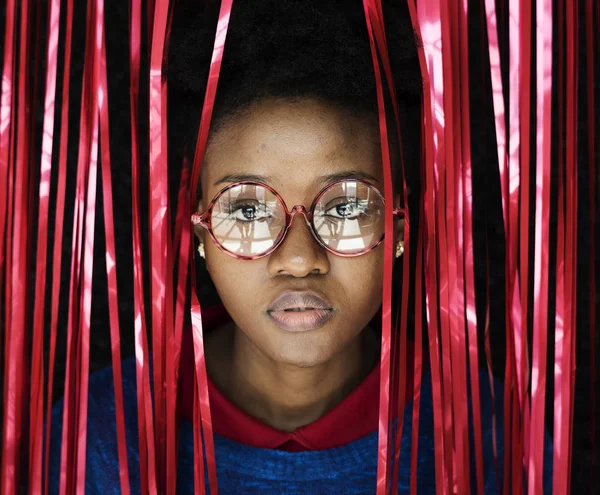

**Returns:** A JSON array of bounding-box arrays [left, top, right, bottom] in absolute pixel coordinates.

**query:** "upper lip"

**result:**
[[267, 290, 333, 312]]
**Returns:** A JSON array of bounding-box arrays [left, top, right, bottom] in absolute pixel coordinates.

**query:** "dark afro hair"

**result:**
[[166, 0, 422, 190]]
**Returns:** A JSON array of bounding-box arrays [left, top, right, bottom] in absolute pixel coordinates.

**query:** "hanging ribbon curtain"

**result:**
[[0, 0, 595, 494]]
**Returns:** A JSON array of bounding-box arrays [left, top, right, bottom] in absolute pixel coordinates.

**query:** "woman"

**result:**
[[50, 0, 550, 492]]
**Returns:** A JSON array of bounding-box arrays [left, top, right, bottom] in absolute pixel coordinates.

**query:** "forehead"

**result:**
[[202, 99, 382, 196]]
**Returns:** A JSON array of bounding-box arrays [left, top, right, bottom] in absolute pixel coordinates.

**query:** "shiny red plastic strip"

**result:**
[[74, 85, 99, 495], [0, 0, 16, 489], [192, 368, 205, 494], [75, 0, 103, 490], [482, 0, 507, 225], [360, 3, 395, 493], [510, 0, 530, 488], [366, 1, 409, 207], [174, 164, 191, 352], [553, 6, 567, 486], [58, 0, 99, 490], [43, 1, 74, 492], [29, 0, 62, 491], [1, 1, 29, 492], [440, 3, 471, 492], [409, 224, 425, 495], [456, 1, 484, 491], [128, 0, 157, 492], [483, 0, 528, 491], [417, 0, 457, 491], [484, 3, 514, 491], [147, 0, 178, 490], [430, 3, 457, 489], [16, 0, 34, 488], [407, 1, 447, 493], [516, 1, 532, 486], [171, 163, 191, 466], [149, 0, 170, 488], [555, 0, 568, 492], [553, 2, 577, 492], [163, 8, 181, 495], [483, 234, 501, 493], [363, 3, 412, 492], [188, 1, 235, 493], [171, 167, 191, 494], [98, 8, 132, 493], [0, 0, 15, 274], [527, 0, 552, 493], [585, 0, 597, 485]]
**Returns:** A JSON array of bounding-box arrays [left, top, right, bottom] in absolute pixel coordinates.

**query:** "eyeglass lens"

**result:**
[[209, 181, 385, 257]]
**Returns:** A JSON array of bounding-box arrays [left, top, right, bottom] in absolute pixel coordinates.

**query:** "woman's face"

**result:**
[[198, 98, 398, 368]]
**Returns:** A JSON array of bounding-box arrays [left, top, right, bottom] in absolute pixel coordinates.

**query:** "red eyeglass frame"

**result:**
[[191, 178, 404, 260]]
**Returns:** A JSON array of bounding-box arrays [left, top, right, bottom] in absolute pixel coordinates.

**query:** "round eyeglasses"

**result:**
[[191, 179, 404, 260]]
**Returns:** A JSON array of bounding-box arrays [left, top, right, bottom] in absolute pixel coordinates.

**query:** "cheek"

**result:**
[[205, 255, 265, 313], [332, 250, 385, 311]]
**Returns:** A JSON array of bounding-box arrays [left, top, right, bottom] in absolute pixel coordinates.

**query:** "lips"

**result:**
[[267, 290, 335, 332]]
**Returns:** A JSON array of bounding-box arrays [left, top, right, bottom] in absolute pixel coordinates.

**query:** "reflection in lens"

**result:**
[[313, 181, 384, 254], [209, 181, 386, 257], [210, 184, 285, 256]]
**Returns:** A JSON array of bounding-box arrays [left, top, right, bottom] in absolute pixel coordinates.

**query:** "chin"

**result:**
[[271, 339, 336, 369]]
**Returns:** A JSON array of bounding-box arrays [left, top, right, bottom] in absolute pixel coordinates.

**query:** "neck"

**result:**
[[211, 324, 379, 432]]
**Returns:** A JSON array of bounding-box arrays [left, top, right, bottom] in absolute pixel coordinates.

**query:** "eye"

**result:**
[[228, 200, 272, 222], [322, 198, 369, 219]]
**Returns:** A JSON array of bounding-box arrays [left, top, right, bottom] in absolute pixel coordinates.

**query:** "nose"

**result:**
[[266, 208, 330, 277]]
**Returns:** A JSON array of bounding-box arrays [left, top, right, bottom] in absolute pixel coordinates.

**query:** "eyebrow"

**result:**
[[213, 171, 379, 186], [213, 173, 272, 186], [318, 171, 379, 184]]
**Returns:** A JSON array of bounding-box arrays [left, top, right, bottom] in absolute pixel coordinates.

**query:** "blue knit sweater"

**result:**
[[49, 358, 553, 494]]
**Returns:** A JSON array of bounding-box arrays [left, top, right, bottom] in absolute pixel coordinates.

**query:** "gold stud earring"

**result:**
[[197, 243, 205, 259], [395, 241, 404, 258]]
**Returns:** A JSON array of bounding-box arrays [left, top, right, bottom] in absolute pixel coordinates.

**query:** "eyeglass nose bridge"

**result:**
[[286, 204, 315, 228], [273, 204, 322, 254]]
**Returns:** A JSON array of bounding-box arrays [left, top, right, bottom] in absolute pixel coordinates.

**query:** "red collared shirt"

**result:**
[[178, 305, 413, 451]]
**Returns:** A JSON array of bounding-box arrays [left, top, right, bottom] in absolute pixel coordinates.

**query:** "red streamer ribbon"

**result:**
[[359, 3, 395, 493], [43, 0, 74, 492], [585, 0, 597, 487], [29, 0, 62, 492], [553, 1, 578, 493], [58, 0, 103, 491], [365, 5, 413, 490], [148, 0, 170, 488], [406, 1, 448, 493], [455, 1, 485, 491], [1, 1, 27, 493], [98, 6, 132, 492], [410, 224, 425, 495], [128, 0, 158, 492], [527, 1, 553, 493], [188, 1, 235, 493], [0, 0, 15, 273]]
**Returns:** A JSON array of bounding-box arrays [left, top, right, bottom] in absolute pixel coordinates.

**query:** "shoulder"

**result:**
[[49, 358, 141, 494]]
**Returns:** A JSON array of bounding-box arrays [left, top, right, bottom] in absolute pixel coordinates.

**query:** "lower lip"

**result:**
[[267, 309, 334, 332]]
